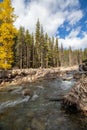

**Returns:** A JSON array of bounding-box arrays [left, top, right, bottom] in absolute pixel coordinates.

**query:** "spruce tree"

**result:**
[[31, 33, 35, 68], [69, 46, 72, 66], [16, 27, 25, 68], [54, 38, 59, 67], [25, 29, 31, 68], [35, 19, 41, 67], [40, 25, 45, 68], [44, 33, 49, 68], [60, 43, 64, 66]]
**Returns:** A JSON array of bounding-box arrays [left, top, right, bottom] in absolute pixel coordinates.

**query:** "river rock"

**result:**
[[73, 72, 82, 79], [22, 89, 33, 96], [63, 75, 87, 116]]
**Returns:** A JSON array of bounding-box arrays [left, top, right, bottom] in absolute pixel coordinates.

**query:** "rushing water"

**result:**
[[0, 74, 87, 130]]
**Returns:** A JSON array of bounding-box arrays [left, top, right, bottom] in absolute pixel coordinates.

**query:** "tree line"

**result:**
[[0, 0, 87, 70], [13, 19, 87, 69]]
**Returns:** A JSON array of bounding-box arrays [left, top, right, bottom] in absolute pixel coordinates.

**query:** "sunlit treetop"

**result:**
[[0, 0, 16, 24]]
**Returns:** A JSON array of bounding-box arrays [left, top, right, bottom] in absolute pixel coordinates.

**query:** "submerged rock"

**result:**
[[73, 72, 82, 79], [22, 89, 33, 97], [63, 75, 87, 116]]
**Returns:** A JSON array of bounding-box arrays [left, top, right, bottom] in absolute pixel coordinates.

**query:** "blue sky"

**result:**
[[0, 0, 87, 49], [57, 0, 87, 38]]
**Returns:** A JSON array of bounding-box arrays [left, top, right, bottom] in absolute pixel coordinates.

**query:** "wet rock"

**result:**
[[7, 88, 14, 92], [31, 94, 39, 101], [73, 72, 82, 79], [22, 89, 33, 97]]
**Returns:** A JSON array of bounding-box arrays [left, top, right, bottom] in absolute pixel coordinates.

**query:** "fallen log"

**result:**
[[63, 74, 87, 116]]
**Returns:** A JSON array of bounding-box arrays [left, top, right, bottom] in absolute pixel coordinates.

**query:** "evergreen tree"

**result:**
[[60, 43, 64, 66], [77, 49, 82, 64], [54, 38, 59, 67], [44, 33, 49, 68], [25, 29, 31, 68], [15, 27, 25, 68], [48, 37, 54, 66], [31, 33, 35, 68], [35, 19, 41, 67], [69, 46, 72, 66], [40, 25, 45, 68], [83, 48, 87, 60], [63, 49, 69, 66]]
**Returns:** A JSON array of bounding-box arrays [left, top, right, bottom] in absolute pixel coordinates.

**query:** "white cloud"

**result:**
[[67, 27, 81, 38], [59, 32, 87, 50], [12, 0, 83, 35], [67, 10, 83, 25], [12, 0, 86, 49], [58, 27, 87, 50]]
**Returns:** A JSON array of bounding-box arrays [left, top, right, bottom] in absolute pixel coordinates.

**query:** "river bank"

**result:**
[[0, 68, 87, 130], [0, 66, 78, 90]]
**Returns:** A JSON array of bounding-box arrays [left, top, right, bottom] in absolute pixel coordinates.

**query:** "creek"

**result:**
[[0, 72, 87, 130]]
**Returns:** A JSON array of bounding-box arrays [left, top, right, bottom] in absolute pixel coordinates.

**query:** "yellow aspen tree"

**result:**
[[0, 0, 17, 70]]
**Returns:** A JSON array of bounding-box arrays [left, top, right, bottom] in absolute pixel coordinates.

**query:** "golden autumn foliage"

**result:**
[[0, 0, 17, 70]]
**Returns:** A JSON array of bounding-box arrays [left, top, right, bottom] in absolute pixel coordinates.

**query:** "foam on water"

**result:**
[[0, 96, 30, 111]]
